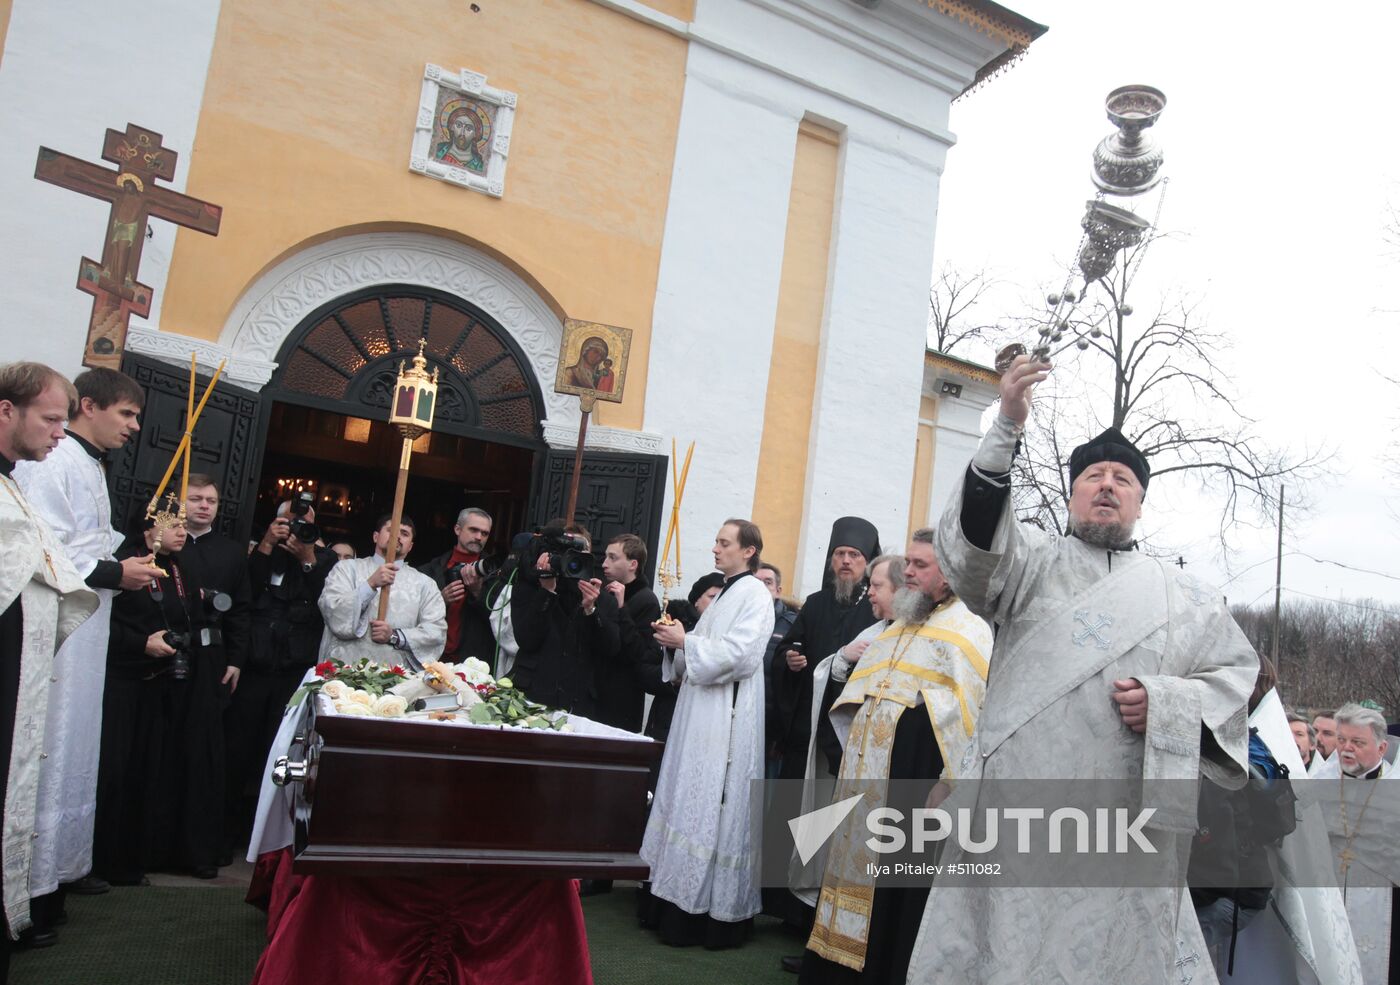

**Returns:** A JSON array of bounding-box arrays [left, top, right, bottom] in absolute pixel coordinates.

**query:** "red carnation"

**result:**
[[390, 665, 407, 677], [315, 661, 336, 678], [456, 672, 468, 682]]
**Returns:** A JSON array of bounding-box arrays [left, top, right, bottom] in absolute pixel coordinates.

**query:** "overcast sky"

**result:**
[[931, 0, 1400, 609]]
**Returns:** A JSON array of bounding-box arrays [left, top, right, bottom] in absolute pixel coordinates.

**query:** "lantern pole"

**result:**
[[378, 340, 439, 621]]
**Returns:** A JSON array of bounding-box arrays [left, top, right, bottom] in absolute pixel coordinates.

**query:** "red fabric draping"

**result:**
[[248, 851, 593, 985], [246, 849, 307, 939]]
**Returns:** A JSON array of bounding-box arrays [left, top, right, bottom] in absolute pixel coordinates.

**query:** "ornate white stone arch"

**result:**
[[128, 231, 658, 452]]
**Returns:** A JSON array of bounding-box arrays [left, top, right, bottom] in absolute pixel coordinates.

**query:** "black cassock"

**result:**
[[94, 547, 225, 882], [773, 587, 876, 780]]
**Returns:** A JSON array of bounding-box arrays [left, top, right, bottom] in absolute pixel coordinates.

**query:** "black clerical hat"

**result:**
[[1068, 427, 1150, 492], [826, 516, 881, 563], [687, 572, 724, 606]]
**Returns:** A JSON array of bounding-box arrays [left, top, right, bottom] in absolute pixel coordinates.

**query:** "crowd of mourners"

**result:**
[[1, 357, 1397, 985]]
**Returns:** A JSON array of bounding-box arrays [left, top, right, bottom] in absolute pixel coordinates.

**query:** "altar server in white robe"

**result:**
[[13, 368, 161, 921], [642, 519, 774, 949], [0, 363, 98, 952], [908, 355, 1258, 985], [318, 515, 446, 668], [1312, 703, 1400, 985]]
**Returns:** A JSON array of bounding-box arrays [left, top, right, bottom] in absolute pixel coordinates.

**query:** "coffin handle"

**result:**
[[272, 756, 309, 786]]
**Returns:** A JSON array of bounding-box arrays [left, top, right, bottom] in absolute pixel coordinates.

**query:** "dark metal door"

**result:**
[[530, 449, 668, 581], [109, 351, 265, 542]]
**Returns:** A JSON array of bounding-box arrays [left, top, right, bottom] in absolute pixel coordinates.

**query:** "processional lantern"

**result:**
[[378, 340, 439, 620], [1016, 85, 1168, 367]]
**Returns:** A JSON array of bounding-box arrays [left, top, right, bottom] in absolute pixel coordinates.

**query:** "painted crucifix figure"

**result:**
[[34, 123, 222, 369]]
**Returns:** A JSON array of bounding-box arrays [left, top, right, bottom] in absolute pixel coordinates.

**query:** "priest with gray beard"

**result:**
[[905, 354, 1258, 985], [796, 539, 992, 983], [773, 517, 880, 782]]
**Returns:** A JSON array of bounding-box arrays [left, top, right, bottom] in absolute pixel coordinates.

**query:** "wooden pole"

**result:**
[[565, 398, 593, 524], [1271, 485, 1284, 676], [377, 436, 414, 621]]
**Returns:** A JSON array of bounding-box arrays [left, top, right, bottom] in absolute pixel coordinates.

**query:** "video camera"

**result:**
[[287, 491, 320, 544], [528, 527, 595, 580]]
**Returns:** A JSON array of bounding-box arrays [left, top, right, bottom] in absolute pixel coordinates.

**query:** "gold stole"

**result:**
[[806, 602, 990, 972]]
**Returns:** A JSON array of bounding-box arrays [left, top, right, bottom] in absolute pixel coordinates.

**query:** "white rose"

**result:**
[[458, 657, 493, 686], [334, 700, 372, 716], [372, 694, 408, 718], [321, 680, 350, 700], [346, 689, 374, 706]]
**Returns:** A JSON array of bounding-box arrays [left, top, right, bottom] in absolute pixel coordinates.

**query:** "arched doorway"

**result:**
[[112, 232, 669, 574], [253, 284, 546, 559]]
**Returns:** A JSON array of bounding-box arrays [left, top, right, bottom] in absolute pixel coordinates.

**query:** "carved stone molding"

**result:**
[[125, 326, 275, 388], [220, 232, 576, 428], [541, 420, 663, 455]]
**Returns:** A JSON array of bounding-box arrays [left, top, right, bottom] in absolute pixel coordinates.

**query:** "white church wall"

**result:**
[[0, 0, 223, 380], [925, 370, 999, 527], [645, 0, 1007, 594]]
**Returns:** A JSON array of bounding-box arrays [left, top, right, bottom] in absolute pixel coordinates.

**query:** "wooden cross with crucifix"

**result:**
[[34, 123, 223, 369]]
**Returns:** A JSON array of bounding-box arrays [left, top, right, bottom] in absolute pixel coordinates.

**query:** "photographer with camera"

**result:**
[[181, 474, 251, 696], [94, 517, 230, 885], [508, 523, 600, 714], [418, 507, 500, 664], [224, 494, 339, 856]]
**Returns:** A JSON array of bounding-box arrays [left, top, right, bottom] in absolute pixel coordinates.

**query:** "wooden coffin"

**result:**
[[284, 700, 664, 879]]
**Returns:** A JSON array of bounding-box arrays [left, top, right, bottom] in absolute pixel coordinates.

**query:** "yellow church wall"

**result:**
[[0, 0, 12, 70], [159, 0, 689, 431], [636, 0, 694, 21], [751, 120, 840, 586], [908, 394, 937, 538]]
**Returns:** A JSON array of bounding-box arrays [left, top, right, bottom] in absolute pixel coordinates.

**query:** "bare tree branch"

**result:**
[[999, 228, 1330, 559]]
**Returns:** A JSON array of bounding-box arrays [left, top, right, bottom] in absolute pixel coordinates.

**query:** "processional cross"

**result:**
[[34, 123, 223, 369]]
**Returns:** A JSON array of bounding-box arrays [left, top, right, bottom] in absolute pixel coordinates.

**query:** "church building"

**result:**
[[0, 0, 1041, 592]]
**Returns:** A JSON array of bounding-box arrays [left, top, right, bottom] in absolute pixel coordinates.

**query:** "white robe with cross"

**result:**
[[14, 437, 123, 893], [641, 573, 774, 922], [907, 420, 1258, 985], [0, 473, 97, 934]]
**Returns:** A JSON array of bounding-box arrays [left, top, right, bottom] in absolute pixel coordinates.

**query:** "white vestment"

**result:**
[[641, 573, 774, 922], [14, 438, 122, 893], [0, 473, 97, 935], [317, 556, 446, 666], [1216, 689, 1361, 985], [908, 417, 1258, 985], [1312, 755, 1399, 985]]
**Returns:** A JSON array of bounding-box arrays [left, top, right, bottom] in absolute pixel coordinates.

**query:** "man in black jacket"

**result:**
[[589, 533, 659, 732], [417, 508, 498, 665], [772, 517, 880, 781], [508, 525, 597, 715], [224, 499, 338, 857], [180, 474, 251, 689]]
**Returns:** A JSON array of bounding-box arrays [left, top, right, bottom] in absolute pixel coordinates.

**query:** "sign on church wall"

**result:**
[[409, 63, 517, 198]]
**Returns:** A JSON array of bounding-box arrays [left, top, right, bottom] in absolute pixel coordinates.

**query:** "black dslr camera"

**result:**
[[447, 555, 502, 583], [287, 491, 320, 543], [529, 528, 595, 580], [162, 631, 192, 680]]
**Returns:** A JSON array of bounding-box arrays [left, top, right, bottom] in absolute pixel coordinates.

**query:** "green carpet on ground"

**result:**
[[12, 883, 802, 985]]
